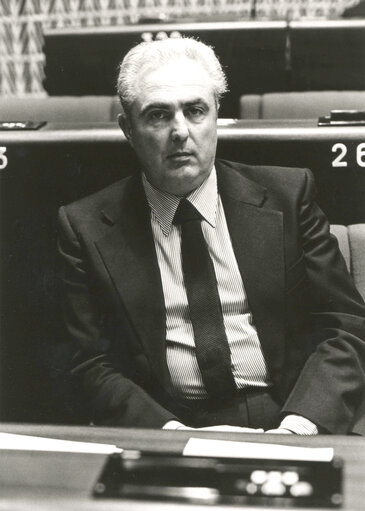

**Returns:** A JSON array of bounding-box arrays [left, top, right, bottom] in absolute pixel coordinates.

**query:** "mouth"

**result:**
[[167, 151, 194, 160]]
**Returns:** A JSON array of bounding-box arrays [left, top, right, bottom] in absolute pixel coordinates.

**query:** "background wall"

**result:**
[[0, 0, 361, 96]]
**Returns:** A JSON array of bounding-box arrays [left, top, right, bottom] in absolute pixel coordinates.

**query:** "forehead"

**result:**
[[134, 58, 215, 107]]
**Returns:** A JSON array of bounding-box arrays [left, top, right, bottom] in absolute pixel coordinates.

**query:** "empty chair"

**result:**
[[239, 91, 365, 119], [0, 95, 122, 123]]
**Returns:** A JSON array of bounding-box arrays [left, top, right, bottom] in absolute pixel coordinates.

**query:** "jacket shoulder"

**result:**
[[216, 159, 315, 208], [59, 174, 136, 228], [217, 159, 311, 190], [64, 176, 130, 213]]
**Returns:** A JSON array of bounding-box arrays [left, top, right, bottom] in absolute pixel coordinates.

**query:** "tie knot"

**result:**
[[173, 199, 202, 225]]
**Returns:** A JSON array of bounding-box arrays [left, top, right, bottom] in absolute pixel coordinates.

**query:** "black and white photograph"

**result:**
[[0, 0, 365, 508]]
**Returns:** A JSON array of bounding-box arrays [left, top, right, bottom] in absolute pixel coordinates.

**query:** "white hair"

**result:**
[[117, 37, 228, 114]]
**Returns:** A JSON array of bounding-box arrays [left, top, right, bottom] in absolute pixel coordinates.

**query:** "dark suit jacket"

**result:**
[[58, 159, 365, 433]]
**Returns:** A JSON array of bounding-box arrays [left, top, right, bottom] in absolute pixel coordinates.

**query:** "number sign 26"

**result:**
[[332, 143, 365, 168]]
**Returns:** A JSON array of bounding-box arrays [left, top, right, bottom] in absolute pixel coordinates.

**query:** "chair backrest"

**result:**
[[0, 96, 120, 123], [330, 224, 365, 301], [240, 91, 365, 119], [331, 223, 365, 436]]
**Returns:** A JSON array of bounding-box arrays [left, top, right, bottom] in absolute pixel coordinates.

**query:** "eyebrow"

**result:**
[[140, 99, 209, 117], [140, 103, 170, 117]]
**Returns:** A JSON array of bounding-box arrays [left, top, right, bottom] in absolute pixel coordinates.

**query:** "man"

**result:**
[[58, 37, 365, 434]]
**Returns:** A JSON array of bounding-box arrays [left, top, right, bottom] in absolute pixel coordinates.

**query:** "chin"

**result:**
[[167, 166, 208, 195]]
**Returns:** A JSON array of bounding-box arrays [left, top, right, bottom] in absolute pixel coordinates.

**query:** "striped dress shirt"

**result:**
[[143, 168, 318, 435], [142, 167, 271, 400]]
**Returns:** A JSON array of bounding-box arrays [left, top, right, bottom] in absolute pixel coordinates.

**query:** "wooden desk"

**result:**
[[2, 119, 365, 225], [0, 424, 364, 510]]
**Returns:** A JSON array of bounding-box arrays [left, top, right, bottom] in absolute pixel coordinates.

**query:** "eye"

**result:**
[[147, 110, 169, 123], [185, 106, 205, 120]]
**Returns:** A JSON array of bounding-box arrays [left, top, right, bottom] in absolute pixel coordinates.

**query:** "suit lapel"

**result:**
[[216, 161, 286, 378], [95, 175, 172, 390]]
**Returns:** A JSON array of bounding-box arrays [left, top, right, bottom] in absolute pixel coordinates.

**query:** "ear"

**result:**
[[118, 113, 134, 147], [215, 100, 220, 119]]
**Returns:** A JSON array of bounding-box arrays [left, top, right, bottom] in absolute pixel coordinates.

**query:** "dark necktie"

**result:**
[[173, 199, 237, 399]]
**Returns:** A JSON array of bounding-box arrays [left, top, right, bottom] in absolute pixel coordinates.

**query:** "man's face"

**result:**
[[119, 58, 218, 196]]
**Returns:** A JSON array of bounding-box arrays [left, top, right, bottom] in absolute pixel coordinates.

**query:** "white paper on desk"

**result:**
[[184, 438, 333, 462], [0, 432, 122, 454]]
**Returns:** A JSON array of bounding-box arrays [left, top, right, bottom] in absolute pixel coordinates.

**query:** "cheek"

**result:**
[[199, 125, 217, 150], [135, 131, 166, 158], [200, 118, 217, 137]]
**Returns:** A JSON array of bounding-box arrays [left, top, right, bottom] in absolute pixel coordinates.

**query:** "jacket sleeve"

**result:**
[[57, 205, 175, 428], [281, 169, 365, 434]]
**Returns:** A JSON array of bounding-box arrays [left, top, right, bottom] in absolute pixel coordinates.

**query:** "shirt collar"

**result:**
[[142, 166, 218, 236]]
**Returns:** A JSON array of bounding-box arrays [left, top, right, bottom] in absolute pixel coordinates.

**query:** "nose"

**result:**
[[171, 111, 189, 143]]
